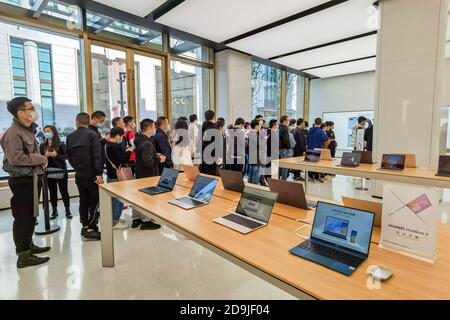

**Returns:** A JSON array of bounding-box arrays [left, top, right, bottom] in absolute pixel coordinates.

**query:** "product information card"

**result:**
[[380, 183, 440, 263]]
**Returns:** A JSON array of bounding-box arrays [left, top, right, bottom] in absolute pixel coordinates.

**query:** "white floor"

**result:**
[[0, 175, 449, 300]]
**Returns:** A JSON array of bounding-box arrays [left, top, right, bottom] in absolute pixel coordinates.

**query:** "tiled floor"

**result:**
[[0, 175, 449, 300]]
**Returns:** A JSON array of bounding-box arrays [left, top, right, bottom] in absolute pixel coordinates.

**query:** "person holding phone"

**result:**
[[39, 125, 72, 220]]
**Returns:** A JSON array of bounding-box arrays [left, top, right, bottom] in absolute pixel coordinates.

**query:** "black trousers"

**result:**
[[75, 177, 99, 229], [47, 174, 70, 210], [9, 176, 36, 254]]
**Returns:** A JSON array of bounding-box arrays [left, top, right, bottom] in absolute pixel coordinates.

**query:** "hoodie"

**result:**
[[307, 127, 329, 150], [134, 133, 159, 179]]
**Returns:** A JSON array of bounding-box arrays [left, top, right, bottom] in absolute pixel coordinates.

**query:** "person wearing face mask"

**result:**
[[88, 110, 106, 140], [225, 117, 246, 173], [151, 116, 173, 174], [123, 115, 136, 167], [188, 114, 199, 161], [0, 97, 50, 269], [66, 112, 104, 241], [39, 125, 72, 220], [104, 127, 133, 230], [133, 118, 166, 230]]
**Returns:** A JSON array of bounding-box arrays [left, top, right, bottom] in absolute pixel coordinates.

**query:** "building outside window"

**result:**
[[286, 72, 304, 120], [251, 61, 281, 121]]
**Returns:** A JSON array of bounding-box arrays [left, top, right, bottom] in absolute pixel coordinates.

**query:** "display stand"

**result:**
[[35, 174, 60, 235], [354, 127, 368, 191]]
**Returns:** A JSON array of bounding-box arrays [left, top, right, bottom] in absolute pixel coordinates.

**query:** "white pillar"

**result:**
[[23, 40, 41, 109], [215, 50, 252, 122]]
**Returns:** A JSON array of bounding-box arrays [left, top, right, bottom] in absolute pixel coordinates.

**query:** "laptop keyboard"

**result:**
[[222, 214, 263, 229], [299, 240, 363, 267], [181, 198, 205, 206]]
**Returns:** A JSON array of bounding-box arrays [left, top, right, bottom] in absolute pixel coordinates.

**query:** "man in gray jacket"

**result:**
[[0, 97, 51, 269]]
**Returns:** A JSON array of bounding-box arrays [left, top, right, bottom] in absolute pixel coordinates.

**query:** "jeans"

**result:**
[[279, 149, 290, 180], [247, 165, 261, 185], [9, 177, 36, 254], [107, 178, 123, 222], [75, 176, 99, 229]]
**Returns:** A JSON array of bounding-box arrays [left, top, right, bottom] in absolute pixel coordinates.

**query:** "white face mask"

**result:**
[[29, 111, 39, 122]]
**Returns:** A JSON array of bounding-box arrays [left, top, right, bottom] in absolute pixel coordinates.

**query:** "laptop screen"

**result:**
[[381, 154, 405, 170], [236, 187, 277, 223], [341, 152, 361, 166], [438, 155, 450, 173], [157, 168, 179, 190], [189, 175, 218, 203], [311, 202, 374, 256]]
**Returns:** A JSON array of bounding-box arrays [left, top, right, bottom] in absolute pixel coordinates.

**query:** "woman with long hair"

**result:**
[[171, 118, 193, 170], [39, 125, 72, 220]]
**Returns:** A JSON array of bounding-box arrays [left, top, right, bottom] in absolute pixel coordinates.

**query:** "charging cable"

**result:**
[[294, 224, 311, 240]]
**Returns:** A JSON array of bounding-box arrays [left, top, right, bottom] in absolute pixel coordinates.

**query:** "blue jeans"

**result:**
[[247, 165, 261, 185], [107, 178, 123, 222], [279, 149, 290, 180]]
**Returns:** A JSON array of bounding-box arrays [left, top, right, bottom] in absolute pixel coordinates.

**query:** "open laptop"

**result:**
[[219, 168, 245, 193], [336, 152, 361, 168], [378, 154, 406, 171], [342, 197, 382, 227], [354, 150, 373, 164], [168, 175, 218, 210], [394, 154, 416, 168], [290, 201, 375, 276], [302, 150, 321, 163], [213, 187, 277, 234], [436, 155, 450, 177], [268, 178, 316, 210], [182, 164, 200, 181], [315, 148, 332, 160], [138, 168, 179, 195]]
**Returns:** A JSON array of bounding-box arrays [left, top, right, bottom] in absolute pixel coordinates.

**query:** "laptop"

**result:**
[[393, 154, 416, 168], [168, 175, 218, 210], [378, 154, 406, 171], [182, 164, 200, 181], [268, 178, 316, 210], [336, 152, 361, 168], [213, 187, 277, 234], [354, 151, 373, 164], [315, 148, 332, 160], [290, 201, 375, 276], [436, 155, 450, 177], [341, 197, 382, 227], [302, 150, 321, 163], [219, 168, 245, 193], [138, 168, 179, 195]]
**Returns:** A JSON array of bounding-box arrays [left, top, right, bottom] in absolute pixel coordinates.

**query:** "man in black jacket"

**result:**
[[151, 116, 173, 174], [199, 110, 217, 175], [66, 112, 103, 241], [293, 118, 307, 181], [278, 115, 291, 180], [132, 118, 165, 230]]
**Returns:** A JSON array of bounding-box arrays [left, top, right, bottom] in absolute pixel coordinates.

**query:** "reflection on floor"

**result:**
[[0, 175, 449, 299]]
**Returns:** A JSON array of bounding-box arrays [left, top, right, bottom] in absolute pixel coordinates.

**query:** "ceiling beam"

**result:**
[[147, 0, 186, 21], [269, 30, 377, 60], [30, 0, 49, 19], [224, 0, 349, 45], [301, 55, 376, 72]]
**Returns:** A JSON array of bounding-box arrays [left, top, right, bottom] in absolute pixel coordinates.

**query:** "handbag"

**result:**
[[105, 145, 134, 181], [46, 167, 65, 180]]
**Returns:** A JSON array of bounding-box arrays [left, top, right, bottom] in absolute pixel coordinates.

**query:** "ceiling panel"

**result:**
[[94, 0, 166, 18], [227, 0, 377, 59], [273, 34, 377, 70], [156, 0, 329, 43], [306, 57, 376, 78]]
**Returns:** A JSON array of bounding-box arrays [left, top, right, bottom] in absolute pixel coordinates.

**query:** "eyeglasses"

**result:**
[[21, 107, 36, 112]]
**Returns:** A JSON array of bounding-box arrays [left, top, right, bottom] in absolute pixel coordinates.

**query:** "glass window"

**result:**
[[134, 54, 164, 122], [170, 59, 211, 125], [251, 61, 281, 121], [1, 21, 83, 179], [91, 44, 128, 129], [170, 36, 211, 63], [286, 72, 305, 120]]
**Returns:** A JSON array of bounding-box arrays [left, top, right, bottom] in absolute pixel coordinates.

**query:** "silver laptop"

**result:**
[[169, 175, 218, 210], [213, 187, 277, 234]]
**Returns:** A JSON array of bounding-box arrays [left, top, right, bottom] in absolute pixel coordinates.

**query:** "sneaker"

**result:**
[[140, 220, 161, 230], [83, 230, 101, 241], [131, 219, 143, 229], [319, 178, 327, 183], [113, 220, 129, 230], [31, 243, 51, 254], [65, 208, 73, 220], [80, 226, 88, 236], [50, 209, 58, 220], [17, 250, 49, 269]]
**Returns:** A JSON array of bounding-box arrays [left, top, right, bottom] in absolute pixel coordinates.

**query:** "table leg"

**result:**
[[271, 161, 279, 179], [304, 170, 308, 194], [99, 188, 114, 267]]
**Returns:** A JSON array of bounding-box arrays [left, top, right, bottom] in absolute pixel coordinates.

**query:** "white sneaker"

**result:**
[[113, 220, 129, 230]]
